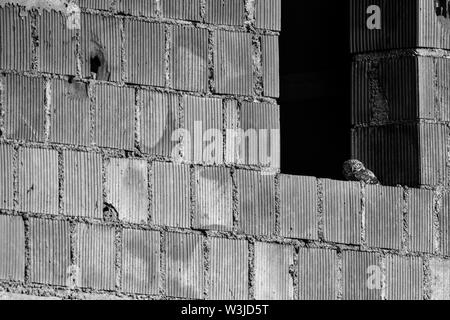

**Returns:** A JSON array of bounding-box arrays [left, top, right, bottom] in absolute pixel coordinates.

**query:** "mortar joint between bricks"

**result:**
[[360, 182, 367, 248], [244, 0, 256, 31], [88, 81, 97, 147], [30, 11, 39, 73], [43, 78, 52, 144], [292, 243, 299, 300], [247, 239, 255, 300], [433, 187, 443, 255], [422, 256, 432, 300], [120, 17, 127, 85], [134, 88, 142, 153], [379, 254, 387, 300], [317, 179, 325, 241], [207, 29, 216, 94], [57, 149, 65, 216], [159, 231, 167, 296], [0, 75, 5, 138], [401, 187, 410, 254], [12, 145, 19, 211], [202, 236, 211, 300], [231, 168, 240, 233], [335, 249, 344, 300], [274, 173, 281, 237], [23, 215, 31, 284], [189, 165, 198, 229], [147, 159, 153, 225], [251, 34, 263, 97], [115, 226, 123, 292], [164, 24, 173, 89]]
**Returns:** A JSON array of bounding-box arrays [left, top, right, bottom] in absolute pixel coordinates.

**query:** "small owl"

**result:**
[[103, 203, 119, 221], [343, 160, 379, 185]]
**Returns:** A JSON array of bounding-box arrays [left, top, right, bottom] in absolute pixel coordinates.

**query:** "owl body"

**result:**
[[343, 160, 379, 185]]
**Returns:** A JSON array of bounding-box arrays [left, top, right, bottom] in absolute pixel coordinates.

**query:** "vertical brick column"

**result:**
[[350, 0, 450, 187]]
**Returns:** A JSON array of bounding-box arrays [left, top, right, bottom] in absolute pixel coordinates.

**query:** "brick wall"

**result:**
[[0, 0, 449, 300]]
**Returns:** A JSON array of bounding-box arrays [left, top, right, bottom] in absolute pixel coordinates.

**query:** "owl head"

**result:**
[[343, 159, 365, 176]]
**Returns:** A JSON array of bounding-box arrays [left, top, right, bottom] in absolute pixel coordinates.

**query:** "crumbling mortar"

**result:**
[[164, 24, 172, 89], [402, 187, 410, 254], [0, 75, 4, 138], [207, 29, 216, 94], [189, 165, 197, 229], [23, 215, 31, 284], [147, 159, 153, 224], [422, 257, 432, 300], [134, 88, 141, 152], [30, 11, 39, 72], [336, 249, 343, 300], [247, 239, 255, 300], [119, 17, 127, 84], [87, 81, 96, 146], [114, 226, 122, 292], [12, 145, 19, 211], [274, 173, 281, 236], [360, 182, 367, 248], [433, 187, 443, 255], [292, 243, 299, 300], [317, 179, 325, 241], [43, 78, 52, 143], [251, 34, 263, 97], [202, 235, 210, 299], [159, 231, 167, 296], [231, 168, 239, 233]]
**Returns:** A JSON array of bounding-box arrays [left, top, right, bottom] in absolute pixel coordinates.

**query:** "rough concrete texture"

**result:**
[[0, 0, 449, 302]]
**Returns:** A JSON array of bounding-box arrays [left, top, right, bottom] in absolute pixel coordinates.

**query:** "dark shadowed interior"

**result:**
[[280, 1, 351, 180]]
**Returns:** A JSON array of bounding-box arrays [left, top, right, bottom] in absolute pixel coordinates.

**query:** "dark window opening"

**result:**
[[280, 1, 351, 180]]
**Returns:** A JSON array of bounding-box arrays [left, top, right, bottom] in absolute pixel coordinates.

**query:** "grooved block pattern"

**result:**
[[18, 148, 58, 215], [106, 158, 149, 224], [262, 35, 279, 97], [161, 0, 202, 21], [166, 232, 203, 299], [152, 162, 190, 228], [280, 175, 317, 240], [63, 151, 102, 218], [4, 75, 45, 142], [38, 10, 77, 75], [323, 179, 361, 245], [194, 166, 233, 231], [365, 185, 403, 250], [81, 13, 121, 81], [343, 251, 380, 300], [184, 95, 223, 164], [254, 242, 293, 300], [0, 5, 32, 71], [77, 223, 116, 291], [0, 144, 14, 210], [95, 84, 135, 150], [236, 170, 275, 236], [385, 255, 423, 300], [409, 189, 434, 253], [50, 79, 91, 146], [0, 215, 25, 281], [30, 218, 70, 286], [122, 229, 160, 295], [125, 20, 165, 86], [206, 0, 245, 26], [119, 0, 157, 17], [171, 26, 208, 92], [215, 31, 253, 96], [239, 102, 280, 168], [255, 0, 281, 31], [140, 91, 178, 157], [298, 248, 336, 300], [209, 238, 248, 300]]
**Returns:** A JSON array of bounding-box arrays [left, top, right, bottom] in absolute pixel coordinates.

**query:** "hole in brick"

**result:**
[[90, 49, 110, 81], [435, 0, 450, 29], [67, 77, 88, 100], [103, 202, 119, 221]]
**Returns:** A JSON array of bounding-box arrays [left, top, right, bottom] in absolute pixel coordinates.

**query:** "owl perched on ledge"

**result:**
[[343, 160, 380, 185]]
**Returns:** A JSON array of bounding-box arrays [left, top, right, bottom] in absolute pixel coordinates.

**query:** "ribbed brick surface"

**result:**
[[236, 170, 275, 236], [0, 215, 25, 281], [408, 189, 434, 253], [209, 238, 248, 300], [161, 0, 202, 21], [30, 218, 70, 286], [106, 158, 149, 224], [77, 223, 116, 291], [206, 0, 245, 26], [125, 20, 165, 86], [323, 179, 361, 245], [152, 162, 190, 228], [280, 175, 317, 240], [140, 90, 178, 157], [262, 35, 280, 98], [0, 144, 14, 210], [298, 248, 336, 300], [343, 251, 380, 300], [122, 229, 160, 295], [385, 255, 423, 300], [38, 10, 77, 75], [166, 232, 203, 299], [171, 26, 208, 92], [119, 0, 157, 17], [254, 242, 293, 300], [255, 0, 282, 31], [81, 14, 121, 81], [365, 185, 403, 250], [18, 148, 58, 215], [194, 166, 233, 231], [4, 75, 45, 142], [184, 95, 223, 164], [63, 151, 103, 218], [215, 31, 253, 96], [0, 5, 32, 71], [50, 79, 91, 146]]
